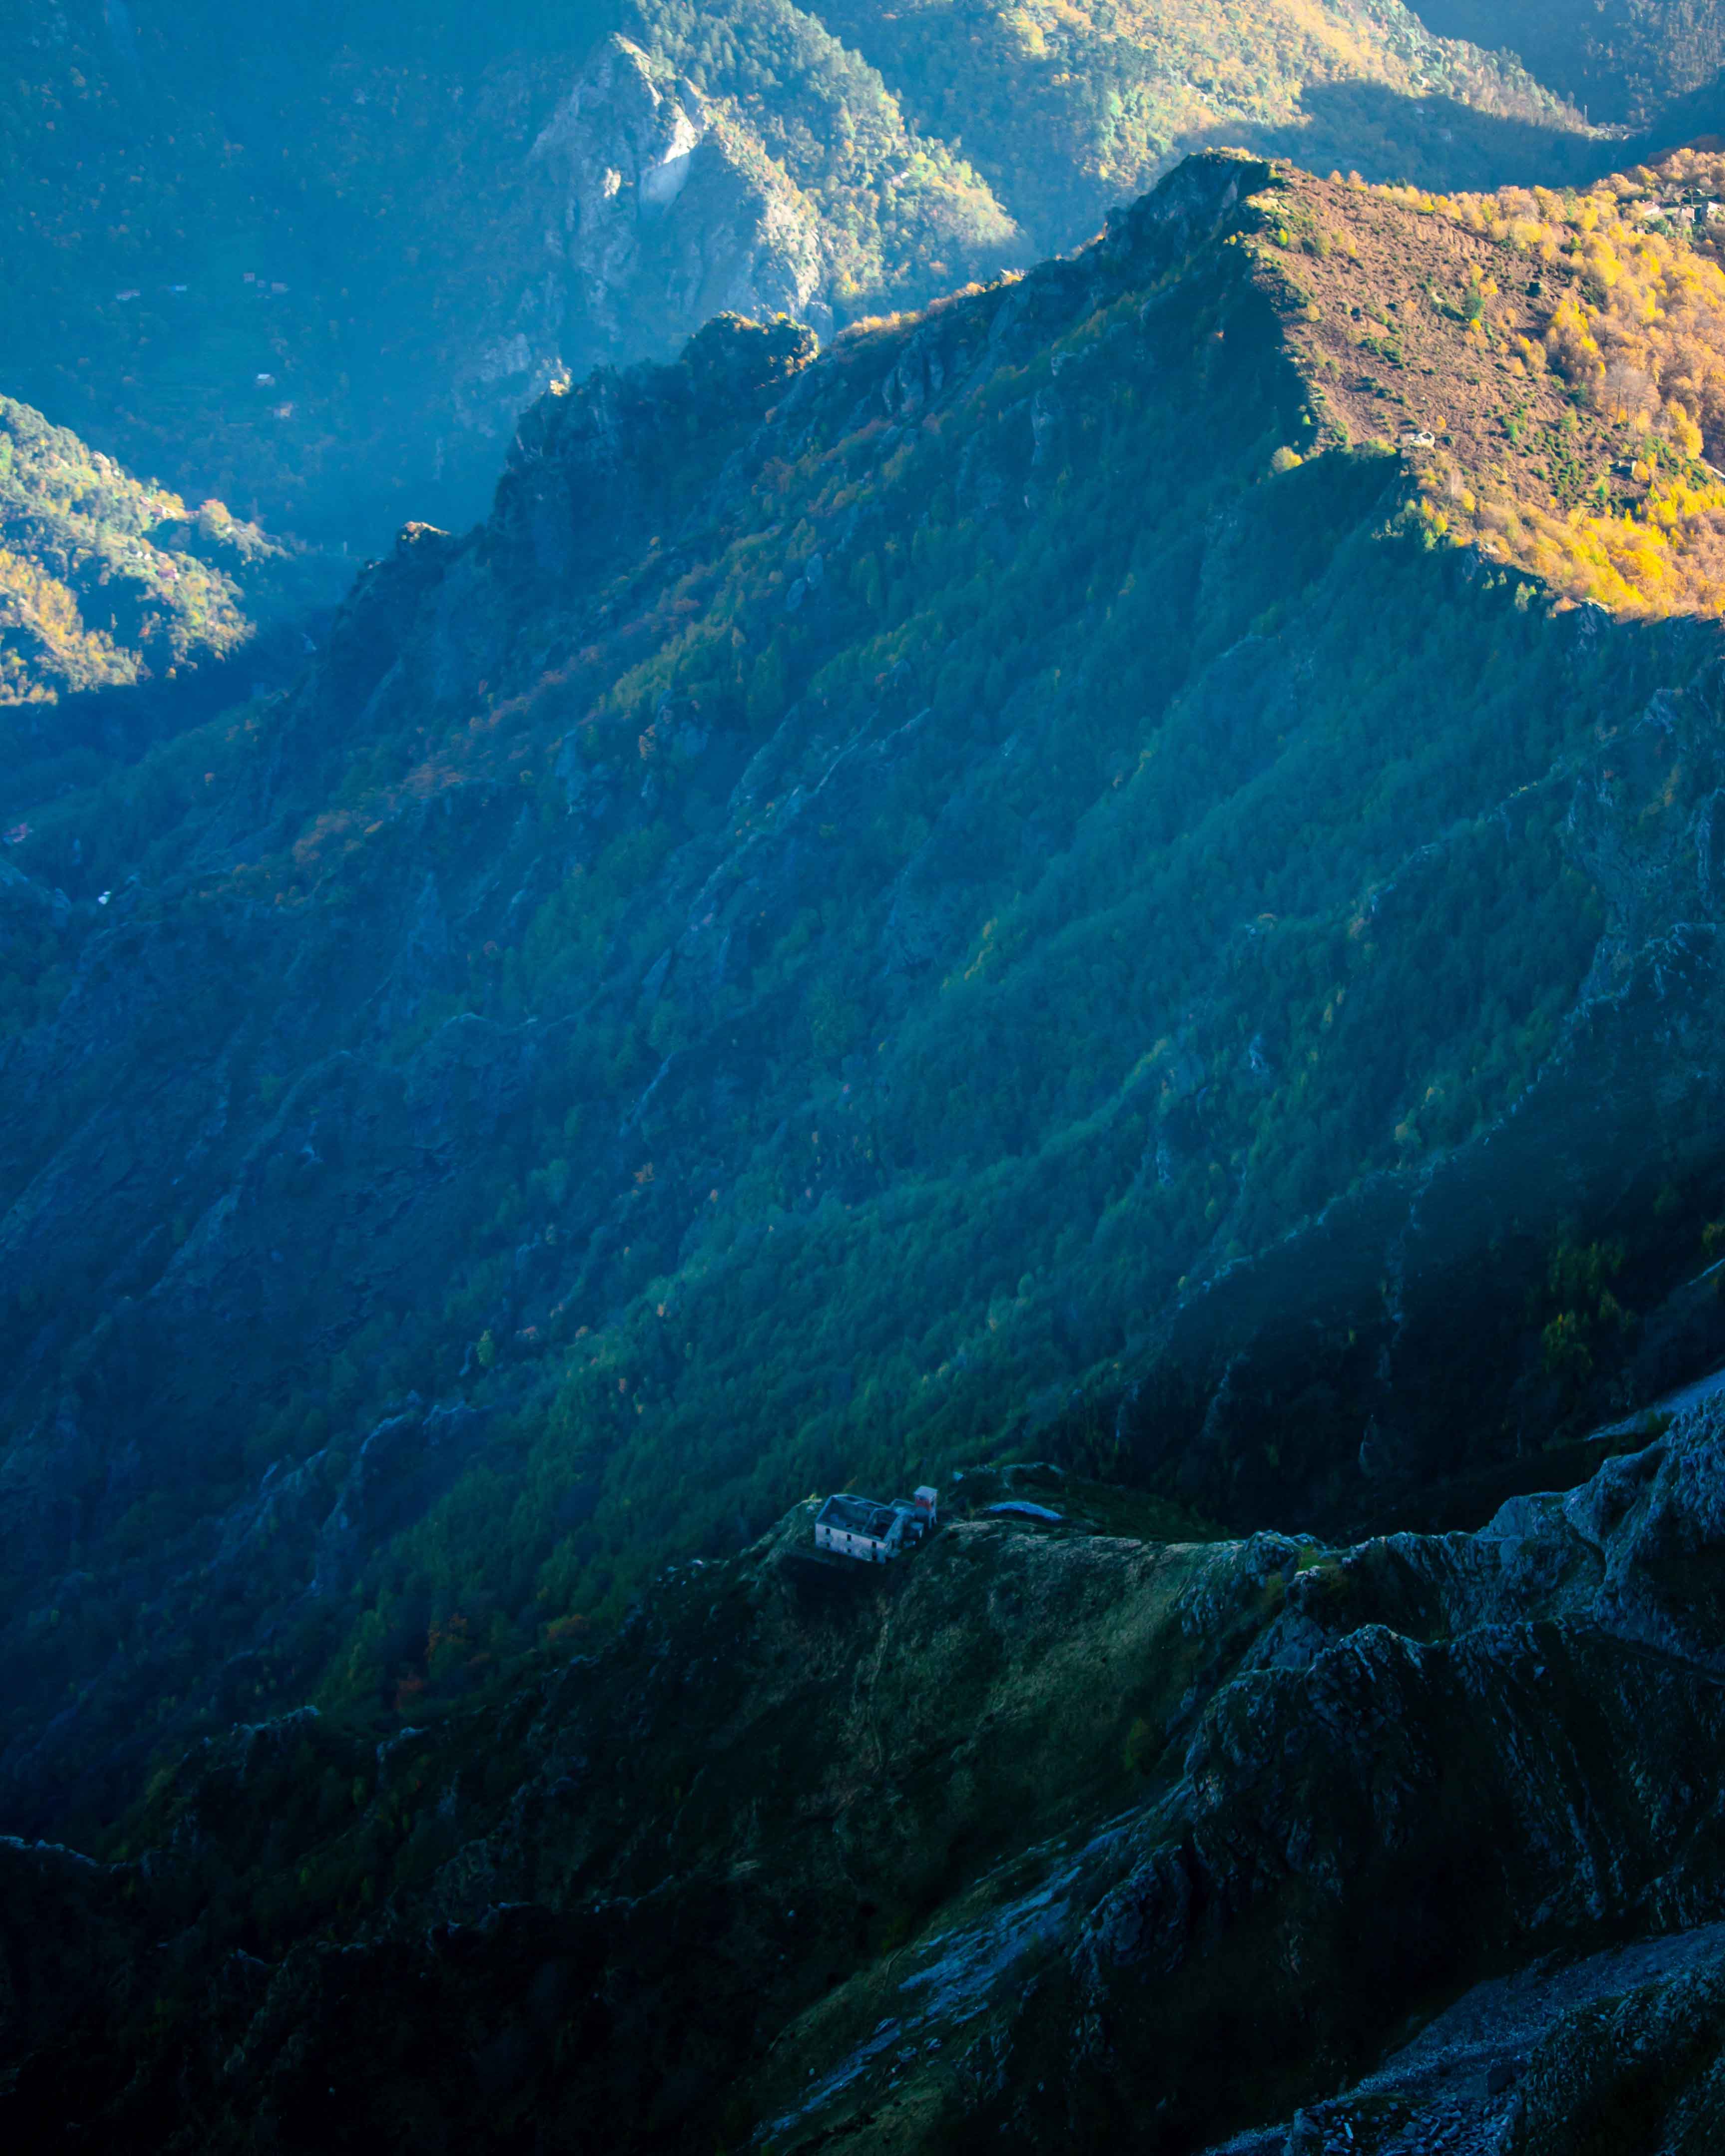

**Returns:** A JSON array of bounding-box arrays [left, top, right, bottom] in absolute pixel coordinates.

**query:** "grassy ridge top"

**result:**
[[1241, 151, 1725, 616]]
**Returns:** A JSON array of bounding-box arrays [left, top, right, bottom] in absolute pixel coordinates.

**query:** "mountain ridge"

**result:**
[[10, 97, 1725, 2155], [0, 0, 1625, 548]]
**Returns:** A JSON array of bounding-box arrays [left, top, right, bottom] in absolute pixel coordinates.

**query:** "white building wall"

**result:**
[[818, 1523, 891, 1560], [818, 1506, 917, 1561]]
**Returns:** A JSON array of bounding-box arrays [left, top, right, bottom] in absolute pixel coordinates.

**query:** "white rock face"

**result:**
[[452, 37, 823, 445]]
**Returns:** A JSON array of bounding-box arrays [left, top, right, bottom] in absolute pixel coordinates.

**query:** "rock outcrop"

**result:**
[[13, 1420, 1725, 2150]]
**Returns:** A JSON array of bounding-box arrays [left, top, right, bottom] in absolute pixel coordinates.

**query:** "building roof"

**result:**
[[817, 1493, 898, 1538]]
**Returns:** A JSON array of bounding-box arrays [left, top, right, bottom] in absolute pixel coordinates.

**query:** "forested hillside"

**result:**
[[0, 393, 257, 704], [1414, 0, 1725, 126], [0, 393, 341, 706], [9, 151, 1725, 1847], [817, 0, 1595, 251], [0, 0, 1612, 547]]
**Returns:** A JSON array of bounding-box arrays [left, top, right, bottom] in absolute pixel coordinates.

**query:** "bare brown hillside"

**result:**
[[1242, 153, 1725, 615]]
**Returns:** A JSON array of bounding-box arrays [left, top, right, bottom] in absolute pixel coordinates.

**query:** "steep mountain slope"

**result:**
[[10, 1416, 1725, 2152], [1274, 152, 1725, 613], [1, 0, 1604, 545], [11, 150, 1725, 1843]]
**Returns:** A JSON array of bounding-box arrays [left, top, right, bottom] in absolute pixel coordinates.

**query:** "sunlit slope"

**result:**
[[1257, 151, 1725, 614], [0, 393, 327, 705], [815, 0, 1596, 249]]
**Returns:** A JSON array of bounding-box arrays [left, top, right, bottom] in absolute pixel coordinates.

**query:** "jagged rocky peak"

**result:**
[[1101, 146, 1276, 265], [491, 309, 819, 583]]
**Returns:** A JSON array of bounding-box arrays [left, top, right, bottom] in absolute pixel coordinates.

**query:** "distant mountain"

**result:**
[[1, 0, 1608, 548], [0, 1, 1024, 547], [9, 149, 1725, 1851], [0, 392, 334, 707], [820, 0, 1599, 250], [1412, 0, 1725, 127]]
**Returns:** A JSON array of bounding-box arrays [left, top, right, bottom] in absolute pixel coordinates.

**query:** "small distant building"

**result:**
[[815, 1483, 939, 1564], [1398, 429, 1436, 451]]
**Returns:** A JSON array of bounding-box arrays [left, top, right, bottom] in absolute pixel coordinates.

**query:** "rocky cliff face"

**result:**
[[441, 25, 1028, 482], [10, 1417, 1725, 2150], [444, 38, 828, 459]]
